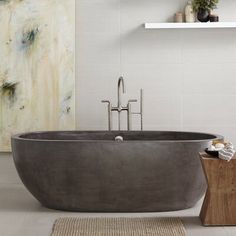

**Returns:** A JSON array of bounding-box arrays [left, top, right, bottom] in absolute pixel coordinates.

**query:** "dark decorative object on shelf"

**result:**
[[192, 0, 219, 22], [209, 14, 219, 22], [197, 9, 210, 22]]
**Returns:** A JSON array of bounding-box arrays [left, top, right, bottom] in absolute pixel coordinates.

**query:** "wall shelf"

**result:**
[[144, 22, 236, 29]]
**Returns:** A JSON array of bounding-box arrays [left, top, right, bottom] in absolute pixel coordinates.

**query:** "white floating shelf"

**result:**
[[145, 22, 236, 29]]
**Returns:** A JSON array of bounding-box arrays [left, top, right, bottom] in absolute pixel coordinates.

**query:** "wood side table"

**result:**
[[199, 152, 236, 226]]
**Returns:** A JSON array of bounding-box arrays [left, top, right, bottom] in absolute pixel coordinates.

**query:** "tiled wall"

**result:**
[[76, 0, 236, 143]]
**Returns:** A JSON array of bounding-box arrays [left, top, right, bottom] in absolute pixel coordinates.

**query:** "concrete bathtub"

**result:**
[[11, 131, 221, 212]]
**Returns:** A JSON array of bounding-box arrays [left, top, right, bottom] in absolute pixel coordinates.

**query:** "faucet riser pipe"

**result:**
[[140, 89, 143, 131]]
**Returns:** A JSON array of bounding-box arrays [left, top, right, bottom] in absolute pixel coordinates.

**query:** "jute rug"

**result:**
[[51, 217, 186, 236]]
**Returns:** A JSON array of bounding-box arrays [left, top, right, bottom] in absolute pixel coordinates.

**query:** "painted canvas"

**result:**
[[0, 0, 75, 151]]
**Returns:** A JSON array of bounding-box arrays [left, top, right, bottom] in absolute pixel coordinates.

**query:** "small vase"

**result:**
[[197, 9, 209, 22], [185, 0, 195, 23]]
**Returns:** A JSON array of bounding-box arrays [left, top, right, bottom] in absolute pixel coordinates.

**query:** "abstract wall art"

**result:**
[[0, 0, 75, 151]]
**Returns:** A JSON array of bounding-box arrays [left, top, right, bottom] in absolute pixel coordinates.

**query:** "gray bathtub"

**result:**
[[11, 131, 222, 212]]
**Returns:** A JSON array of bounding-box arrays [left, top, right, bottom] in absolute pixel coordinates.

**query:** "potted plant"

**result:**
[[192, 0, 219, 22]]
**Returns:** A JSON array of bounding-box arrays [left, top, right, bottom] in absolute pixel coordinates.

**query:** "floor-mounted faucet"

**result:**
[[102, 77, 143, 131]]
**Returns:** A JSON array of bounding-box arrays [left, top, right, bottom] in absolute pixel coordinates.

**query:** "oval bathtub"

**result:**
[[11, 131, 222, 212]]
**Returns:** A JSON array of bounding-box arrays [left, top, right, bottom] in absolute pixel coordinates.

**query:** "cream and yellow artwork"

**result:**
[[0, 0, 75, 151]]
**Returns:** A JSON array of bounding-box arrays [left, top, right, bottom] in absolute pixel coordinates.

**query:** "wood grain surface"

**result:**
[[200, 153, 236, 226]]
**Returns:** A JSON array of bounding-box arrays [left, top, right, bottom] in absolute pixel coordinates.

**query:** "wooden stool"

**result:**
[[199, 152, 236, 226]]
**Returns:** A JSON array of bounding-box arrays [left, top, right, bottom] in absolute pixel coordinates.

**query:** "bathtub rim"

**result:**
[[11, 130, 223, 143]]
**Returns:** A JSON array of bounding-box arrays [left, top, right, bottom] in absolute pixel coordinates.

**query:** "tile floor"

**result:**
[[0, 154, 236, 236]]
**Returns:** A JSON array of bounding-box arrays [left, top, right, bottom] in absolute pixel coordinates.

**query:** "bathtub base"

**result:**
[[42, 204, 199, 213]]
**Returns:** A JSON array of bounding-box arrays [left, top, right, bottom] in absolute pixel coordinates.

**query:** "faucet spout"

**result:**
[[118, 76, 125, 108], [102, 76, 143, 131]]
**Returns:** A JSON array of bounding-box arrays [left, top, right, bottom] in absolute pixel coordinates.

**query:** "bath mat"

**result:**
[[51, 217, 186, 236]]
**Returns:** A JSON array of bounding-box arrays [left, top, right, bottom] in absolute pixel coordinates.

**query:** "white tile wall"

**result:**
[[181, 30, 236, 64], [182, 63, 236, 95], [77, 0, 120, 34], [76, 0, 236, 143], [183, 95, 236, 126]]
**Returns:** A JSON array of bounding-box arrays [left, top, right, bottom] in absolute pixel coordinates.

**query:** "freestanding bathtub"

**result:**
[[11, 131, 222, 212]]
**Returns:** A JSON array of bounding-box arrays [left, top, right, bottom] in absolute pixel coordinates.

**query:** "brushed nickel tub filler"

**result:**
[[11, 130, 222, 212]]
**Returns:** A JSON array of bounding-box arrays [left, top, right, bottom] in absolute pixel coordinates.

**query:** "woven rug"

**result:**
[[51, 217, 186, 236]]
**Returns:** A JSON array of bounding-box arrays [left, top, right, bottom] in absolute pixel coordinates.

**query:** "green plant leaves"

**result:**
[[192, 0, 219, 12]]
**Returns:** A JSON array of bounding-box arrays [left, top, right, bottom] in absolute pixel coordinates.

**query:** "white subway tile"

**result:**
[[76, 65, 119, 94], [121, 30, 182, 64], [183, 63, 236, 95], [77, 33, 120, 66], [121, 0, 180, 31], [77, 0, 120, 34], [145, 95, 182, 126], [183, 95, 236, 126], [181, 30, 236, 64], [122, 64, 183, 95]]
